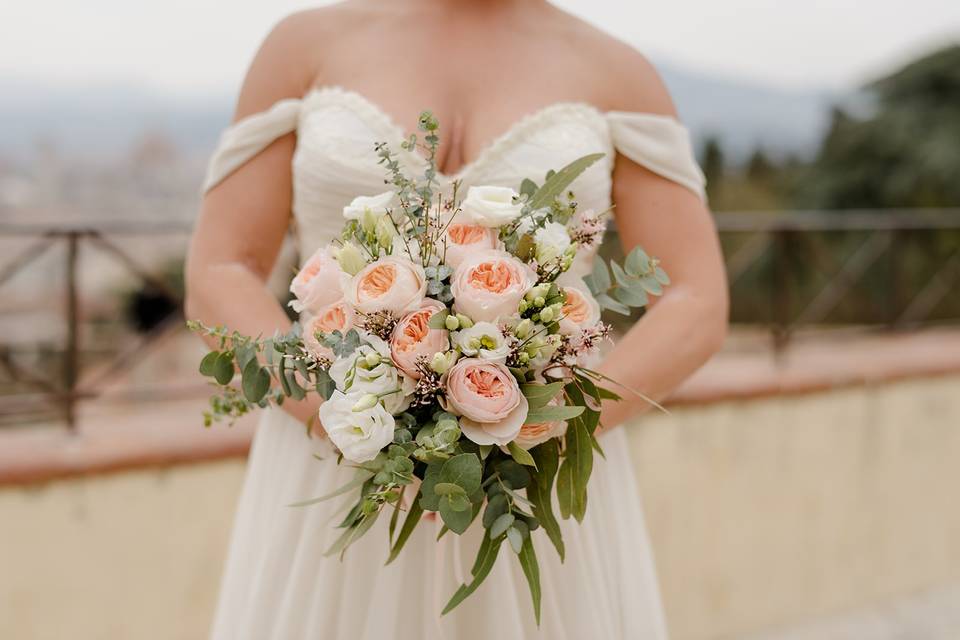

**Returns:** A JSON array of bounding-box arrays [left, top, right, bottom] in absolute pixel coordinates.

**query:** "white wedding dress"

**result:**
[[203, 86, 704, 640]]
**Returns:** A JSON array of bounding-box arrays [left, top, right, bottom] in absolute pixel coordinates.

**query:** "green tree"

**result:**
[[700, 136, 725, 202], [796, 45, 960, 208]]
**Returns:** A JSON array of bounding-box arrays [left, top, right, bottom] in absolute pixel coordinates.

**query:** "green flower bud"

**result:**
[[515, 319, 533, 338], [455, 314, 474, 329], [375, 215, 396, 249], [539, 307, 554, 323], [361, 208, 377, 235], [534, 296, 546, 307], [430, 351, 452, 374], [518, 352, 530, 364], [518, 300, 529, 313], [364, 351, 381, 368], [445, 314, 460, 331], [335, 242, 367, 276], [352, 393, 379, 412]]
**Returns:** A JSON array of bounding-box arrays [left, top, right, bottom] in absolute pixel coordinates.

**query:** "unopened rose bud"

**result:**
[[352, 393, 379, 412], [364, 352, 381, 368], [445, 315, 460, 331], [430, 351, 452, 374], [515, 319, 533, 338]]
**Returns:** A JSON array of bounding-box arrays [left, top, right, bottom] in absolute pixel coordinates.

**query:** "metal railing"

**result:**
[[2, 209, 959, 429]]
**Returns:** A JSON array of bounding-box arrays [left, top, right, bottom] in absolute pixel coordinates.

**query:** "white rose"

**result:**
[[319, 391, 395, 463], [534, 221, 572, 264], [344, 257, 427, 315], [460, 186, 523, 228], [556, 274, 602, 336], [453, 321, 510, 364], [329, 341, 408, 414], [450, 250, 538, 323], [342, 191, 396, 221]]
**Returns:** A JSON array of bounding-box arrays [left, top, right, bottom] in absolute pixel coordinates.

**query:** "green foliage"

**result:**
[[797, 45, 960, 208], [526, 153, 605, 210], [584, 246, 669, 315], [528, 439, 565, 561]]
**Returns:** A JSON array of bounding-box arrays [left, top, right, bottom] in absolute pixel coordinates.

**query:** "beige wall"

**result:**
[[1, 375, 958, 640]]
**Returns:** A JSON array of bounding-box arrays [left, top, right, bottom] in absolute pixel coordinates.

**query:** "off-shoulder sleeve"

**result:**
[[203, 98, 303, 193], [606, 111, 706, 200]]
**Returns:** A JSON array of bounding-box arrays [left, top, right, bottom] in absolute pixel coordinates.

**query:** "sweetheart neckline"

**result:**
[[301, 85, 609, 181]]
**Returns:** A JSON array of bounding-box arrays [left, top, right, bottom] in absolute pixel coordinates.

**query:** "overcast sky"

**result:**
[[2, 0, 958, 96]]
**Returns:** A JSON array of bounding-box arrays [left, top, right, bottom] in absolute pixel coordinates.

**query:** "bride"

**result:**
[[186, 0, 728, 638]]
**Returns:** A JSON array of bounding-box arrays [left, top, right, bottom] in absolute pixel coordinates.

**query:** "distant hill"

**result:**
[[0, 61, 843, 165]]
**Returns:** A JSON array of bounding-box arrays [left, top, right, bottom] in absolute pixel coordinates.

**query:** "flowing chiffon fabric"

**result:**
[[204, 86, 704, 640]]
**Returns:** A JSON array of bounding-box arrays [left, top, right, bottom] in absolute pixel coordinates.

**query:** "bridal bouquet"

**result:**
[[189, 111, 669, 622]]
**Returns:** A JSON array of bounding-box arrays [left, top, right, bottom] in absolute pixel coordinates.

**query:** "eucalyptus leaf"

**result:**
[[528, 440, 565, 560], [590, 257, 611, 292], [213, 351, 235, 385], [507, 526, 524, 554], [524, 405, 585, 424], [624, 246, 651, 277], [520, 382, 564, 410], [440, 495, 473, 534], [199, 350, 220, 377], [442, 534, 504, 615], [490, 513, 515, 539], [242, 358, 270, 403], [507, 441, 537, 468], [527, 153, 604, 210], [386, 492, 424, 565], [438, 454, 482, 495], [518, 535, 542, 625]]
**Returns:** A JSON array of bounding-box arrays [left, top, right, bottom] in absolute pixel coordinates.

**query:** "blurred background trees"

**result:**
[[704, 44, 960, 211]]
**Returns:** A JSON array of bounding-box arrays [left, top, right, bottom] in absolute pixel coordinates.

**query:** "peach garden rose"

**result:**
[[514, 397, 568, 450], [444, 358, 528, 446], [289, 246, 346, 314], [390, 299, 450, 378], [345, 256, 426, 315], [303, 300, 355, 361], [450, 250, 537, 323], [556, 276, 602, 336], [442, 214, 500, 269]]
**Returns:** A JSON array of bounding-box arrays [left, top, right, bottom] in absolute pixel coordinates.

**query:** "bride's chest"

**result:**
[[289, 90, 616, 228]]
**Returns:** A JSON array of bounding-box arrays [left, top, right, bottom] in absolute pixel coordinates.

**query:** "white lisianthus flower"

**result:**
[[319, 391, 395, 463], [534, 221, 572, 264], [461, 186, 523, 228], [329, 341, 408, 414], [342, 191, 396, 221], [453, 321, 510, 364]]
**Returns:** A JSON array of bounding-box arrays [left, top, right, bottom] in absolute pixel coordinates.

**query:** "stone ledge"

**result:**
[[2, 328, 959, 487]]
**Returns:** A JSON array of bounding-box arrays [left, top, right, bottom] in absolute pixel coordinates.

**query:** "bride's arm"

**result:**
[[185, 15, 323, 427], [597, 62, 729, 430]]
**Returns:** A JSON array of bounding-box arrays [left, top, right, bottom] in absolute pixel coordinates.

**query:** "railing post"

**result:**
[[771, 228, 792, 353], [64, 231, 80, 431]]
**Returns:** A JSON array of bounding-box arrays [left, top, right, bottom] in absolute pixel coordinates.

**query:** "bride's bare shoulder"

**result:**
[[547, 10, 677, 116], [232, 5, 370, 119]]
